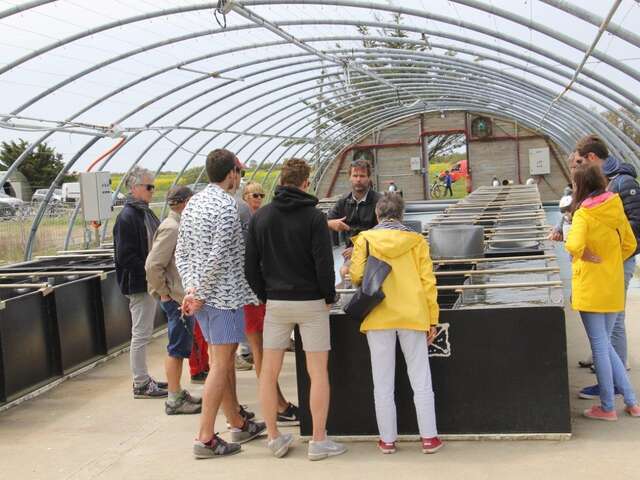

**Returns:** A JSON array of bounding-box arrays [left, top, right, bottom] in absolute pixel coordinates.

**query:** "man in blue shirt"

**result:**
[[443, 170, 453, 197]]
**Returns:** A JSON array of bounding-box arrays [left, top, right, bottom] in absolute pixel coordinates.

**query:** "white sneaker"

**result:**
[[307, 438, 347, 461], [268, 433, 294, 458]]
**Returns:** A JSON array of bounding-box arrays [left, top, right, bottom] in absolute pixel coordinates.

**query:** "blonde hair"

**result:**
[[243, 181, 265, 200]]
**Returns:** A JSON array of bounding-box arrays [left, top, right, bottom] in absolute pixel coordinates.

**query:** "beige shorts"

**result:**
[[263, 299, 331, 352]]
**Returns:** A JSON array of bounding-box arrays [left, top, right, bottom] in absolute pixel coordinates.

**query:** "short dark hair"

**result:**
[[349, 159, 372, 177], [575, 135, 609, 160], [206, 149, 237, 183], [280, 158, 311, 187], [167, 185, 193, 206], [571, 163, 607, 213]]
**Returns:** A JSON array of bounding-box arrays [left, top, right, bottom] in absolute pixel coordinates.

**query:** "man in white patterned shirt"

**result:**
[[176, 149, 266, 459]]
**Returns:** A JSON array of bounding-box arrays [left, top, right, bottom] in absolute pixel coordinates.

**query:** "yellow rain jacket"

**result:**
[[349, 228, 439, 332], [565, 193, 637, 312]]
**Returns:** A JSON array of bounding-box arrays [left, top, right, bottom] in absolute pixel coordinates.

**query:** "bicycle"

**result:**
[[430, 175, 443, 199]]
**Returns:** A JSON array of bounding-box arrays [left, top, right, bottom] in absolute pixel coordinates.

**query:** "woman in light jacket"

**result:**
[[565, 164, 640, 420], [349, 193, 442, 454]]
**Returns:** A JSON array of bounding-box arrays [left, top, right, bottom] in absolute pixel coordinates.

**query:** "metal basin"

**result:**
[[428, 225, 485, 259]]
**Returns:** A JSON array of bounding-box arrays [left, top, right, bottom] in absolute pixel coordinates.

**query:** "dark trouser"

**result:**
[[445, 185, 453, 196]]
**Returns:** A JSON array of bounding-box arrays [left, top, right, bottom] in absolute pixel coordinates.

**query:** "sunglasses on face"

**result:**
[[234, 167, 245, 178], [139, 184, 155, 192], [250, 193, 265, 199]]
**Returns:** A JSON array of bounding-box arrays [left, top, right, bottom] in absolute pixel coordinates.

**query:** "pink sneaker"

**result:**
[[583, 405, 617, 421], [377, 439, 396, 454], [624, 405, 640, 417], [421, 436, 443, 454]]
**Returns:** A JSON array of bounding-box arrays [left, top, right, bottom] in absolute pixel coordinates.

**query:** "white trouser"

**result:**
[[366, 329, 438, 442]]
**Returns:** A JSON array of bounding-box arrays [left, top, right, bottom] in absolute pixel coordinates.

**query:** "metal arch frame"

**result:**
[[153, 71, 591, 206], [0, 3, 636, 256], [144, 50, 636, 190], [18, 40, 640, 253], [96, 50, 605, 236], [3, 17, 639, 188], [134, 45, 636, 186], [1, 0, 637, 96], [53, 44, 640, 245], [106, 45, 616, 195], [238, 0, 639, 83], [5, 18, 639, 131], [537, 0, 640, 49]]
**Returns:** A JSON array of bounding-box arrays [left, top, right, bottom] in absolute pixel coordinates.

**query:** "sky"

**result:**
[[0, 0, 638, 176]]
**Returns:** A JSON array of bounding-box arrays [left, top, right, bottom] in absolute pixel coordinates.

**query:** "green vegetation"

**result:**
[[428, 161, 468, 199], [110, 167, 283, 202], [0, 139, 75, 190]]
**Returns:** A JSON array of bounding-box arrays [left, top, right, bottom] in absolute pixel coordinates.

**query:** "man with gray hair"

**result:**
[[114, 166, 167, 399]]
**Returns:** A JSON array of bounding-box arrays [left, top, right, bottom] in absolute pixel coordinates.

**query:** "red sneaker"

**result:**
[[583, 405, 617, 421], [377, 439, 396, 454], [421, 436, 443, 454], [624, 405, 640, 417]]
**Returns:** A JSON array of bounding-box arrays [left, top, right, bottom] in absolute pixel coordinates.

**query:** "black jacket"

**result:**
[[327, 189, 382, 246], [604, 158, 640, 256], [245, 186, 336, 304], [113, 203, 150, 295]]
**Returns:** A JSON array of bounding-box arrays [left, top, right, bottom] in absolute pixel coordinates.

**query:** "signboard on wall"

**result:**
[[410, 157, 421, 171], [529, 148, 550, 175]]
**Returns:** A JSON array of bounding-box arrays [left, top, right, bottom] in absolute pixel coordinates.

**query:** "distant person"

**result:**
[[443, 171, 453, 197], [491, 176, 500, 187], [526, 178, 536, 185], [241, 181, 300, 426], [388, 181, 398, 193], [176, 149, 266, 459], [113, 166, 167, 399], [349, 193, 442, 454], [327, 159, 381, 259], [501, 179, 509, 186], [565, 164, 639, 420], [245, 158, 346, 460], [549, 153, 580, 242], [145, 186, 201, 415]]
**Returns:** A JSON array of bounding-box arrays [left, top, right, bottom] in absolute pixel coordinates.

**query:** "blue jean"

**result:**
[[611, 256, 636, 365], [160, 299, 194, 358], [581, 311, 637, 411]]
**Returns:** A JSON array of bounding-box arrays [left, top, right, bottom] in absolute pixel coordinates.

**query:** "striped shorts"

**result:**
[[195, 305, 246, 345]]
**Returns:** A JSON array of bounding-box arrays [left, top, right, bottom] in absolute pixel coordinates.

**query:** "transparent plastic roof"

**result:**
[[0, 0, 638, 187]]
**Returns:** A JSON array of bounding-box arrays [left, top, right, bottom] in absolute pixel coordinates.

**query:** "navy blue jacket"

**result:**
[[113, 203, 150, 295], [604, 156, 640, 256]]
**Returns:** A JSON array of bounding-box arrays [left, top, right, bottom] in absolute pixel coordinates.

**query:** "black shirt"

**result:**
[[327, 189, 382, 246]]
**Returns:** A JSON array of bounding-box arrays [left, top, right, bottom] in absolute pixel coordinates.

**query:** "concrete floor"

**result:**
[[1, 290, 639, 480]]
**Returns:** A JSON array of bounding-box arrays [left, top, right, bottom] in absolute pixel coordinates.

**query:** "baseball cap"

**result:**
[[234, 157, 247, 170]]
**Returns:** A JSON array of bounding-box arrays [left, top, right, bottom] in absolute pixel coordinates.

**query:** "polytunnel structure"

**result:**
[[0, 0, 639, 259]]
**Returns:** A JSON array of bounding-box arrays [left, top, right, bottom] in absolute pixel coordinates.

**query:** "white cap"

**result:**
[[559, 195, 572, 210]]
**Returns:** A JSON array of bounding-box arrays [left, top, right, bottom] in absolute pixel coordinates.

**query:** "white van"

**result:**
[[62, 182, 81, 202]]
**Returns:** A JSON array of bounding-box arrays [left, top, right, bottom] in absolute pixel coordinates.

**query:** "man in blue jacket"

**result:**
[[113, 166, 167, 399], [574, 135, 640, 399]]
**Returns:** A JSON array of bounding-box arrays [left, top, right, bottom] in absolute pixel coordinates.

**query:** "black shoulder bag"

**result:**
[[344, 239, 392, 322]]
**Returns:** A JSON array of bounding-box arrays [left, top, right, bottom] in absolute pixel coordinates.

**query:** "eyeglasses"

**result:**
[[138, 184, 155, 192], [250, 193, 265, 199]]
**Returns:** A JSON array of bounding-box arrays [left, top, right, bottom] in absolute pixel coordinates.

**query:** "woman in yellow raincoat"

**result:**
[[565, 164, 640, 421], [349, 193, 442, 454]]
